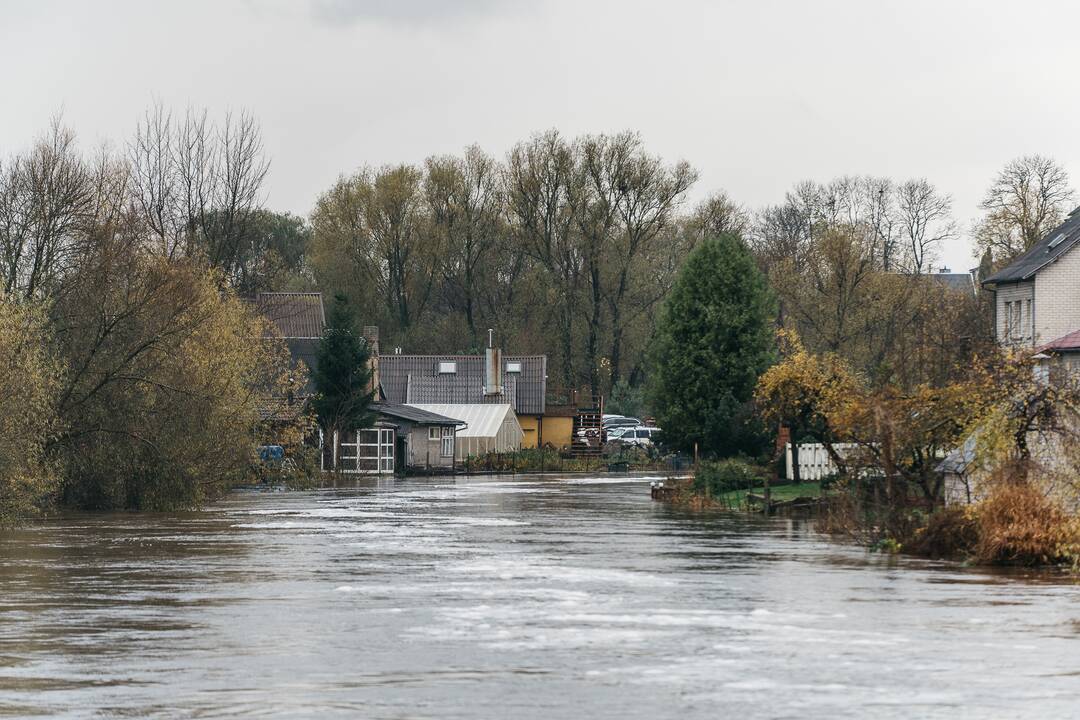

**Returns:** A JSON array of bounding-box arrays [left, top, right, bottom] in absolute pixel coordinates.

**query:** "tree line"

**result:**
[[1, 105, 1075, 517], [308, 139, 1076, 403]]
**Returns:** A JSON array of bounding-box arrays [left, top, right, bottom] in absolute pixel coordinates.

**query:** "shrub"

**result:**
[[693, 458, 764, 497], [907, 506, 980, 559], [974, 483, 1080, 566]]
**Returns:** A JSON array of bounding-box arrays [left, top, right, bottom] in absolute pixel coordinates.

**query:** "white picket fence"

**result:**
[[785, 442, 858, 481]]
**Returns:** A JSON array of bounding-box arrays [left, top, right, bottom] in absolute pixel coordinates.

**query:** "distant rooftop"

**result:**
[[255, 292, 325, 339]]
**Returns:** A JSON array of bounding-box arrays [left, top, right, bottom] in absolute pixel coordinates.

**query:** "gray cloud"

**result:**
[[309, 0, 517, 27]]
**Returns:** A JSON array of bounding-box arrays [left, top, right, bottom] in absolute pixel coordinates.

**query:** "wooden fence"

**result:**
[[785, 442, 858, 481]]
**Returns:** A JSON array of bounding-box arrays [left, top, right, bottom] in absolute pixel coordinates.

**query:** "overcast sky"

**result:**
[[2, 0, 1079, 271]]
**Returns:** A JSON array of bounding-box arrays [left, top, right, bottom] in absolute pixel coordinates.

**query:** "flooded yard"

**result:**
[[0, 473, 1077, 718]]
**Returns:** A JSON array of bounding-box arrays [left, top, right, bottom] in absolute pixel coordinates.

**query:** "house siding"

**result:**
[[405, 426, 455, 469], [994, 280, 1035, 346], [1034, 244, 1080, 345]]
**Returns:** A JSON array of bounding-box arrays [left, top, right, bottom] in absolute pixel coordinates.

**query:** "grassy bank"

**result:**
[[720, 481, 826, 508]]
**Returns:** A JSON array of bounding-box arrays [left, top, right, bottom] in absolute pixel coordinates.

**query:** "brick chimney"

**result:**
[[363, 326, 380, 399]]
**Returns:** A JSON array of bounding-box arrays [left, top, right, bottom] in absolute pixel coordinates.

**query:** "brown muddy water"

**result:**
[[0, 473, 1078, 719]]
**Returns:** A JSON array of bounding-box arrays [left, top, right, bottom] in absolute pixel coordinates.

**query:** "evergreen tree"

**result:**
[[648, 234, 776, 457], [311, 294, 375, 441]]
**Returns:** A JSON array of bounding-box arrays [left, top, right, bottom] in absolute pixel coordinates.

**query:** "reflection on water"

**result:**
[[0, 474, 1077, 719]]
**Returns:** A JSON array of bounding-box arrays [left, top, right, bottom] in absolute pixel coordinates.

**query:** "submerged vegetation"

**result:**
[[0, 114, 313, 517]]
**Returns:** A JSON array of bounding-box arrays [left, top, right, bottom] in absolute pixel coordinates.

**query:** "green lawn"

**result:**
[[719, 481, 825, 507]]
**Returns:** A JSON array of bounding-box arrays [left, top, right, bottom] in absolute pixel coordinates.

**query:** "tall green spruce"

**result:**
[[311, 294, 376, 442], [649, 234, 776, 457]]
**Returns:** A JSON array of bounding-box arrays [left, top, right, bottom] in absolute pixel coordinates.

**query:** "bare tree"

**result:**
[[505, 130, 580, 391], [895, 179, 956, 274], [975, 155, 1075, 261], [425, 145, 504, 347], [688, 190, 750, 240], [129, 104, 269, 282], [0, 119, 94, 299], [568, 132, 636, 395], [606, 149, 697, 386]]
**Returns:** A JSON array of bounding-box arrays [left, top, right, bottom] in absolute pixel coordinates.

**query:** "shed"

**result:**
[[374, 403, 466, 470], [407, 403, 523, 459]]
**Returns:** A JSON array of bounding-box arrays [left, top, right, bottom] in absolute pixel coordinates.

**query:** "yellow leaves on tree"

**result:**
[[754, 330, 861, 445], [0, 301, 62, 521]]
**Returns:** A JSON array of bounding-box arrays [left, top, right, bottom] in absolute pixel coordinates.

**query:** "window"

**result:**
[[1004, 301, 1013, 338], [506, 361, 522, 373], [1012, 302, 1022, 340], [438, 361, 457, 374], [429, 427, 440, 441], [441, 426, 454, 458], [1024, 299, 1032, 339]]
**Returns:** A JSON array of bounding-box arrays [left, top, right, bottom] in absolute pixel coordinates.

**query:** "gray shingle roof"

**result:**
[[256, 292, 326, 339], [252, 293, 325, 395], [983, 207, 1080, 285], [929, 272, 976, 294], [374, 403, 465, 426], [378, 354, 547, 415]]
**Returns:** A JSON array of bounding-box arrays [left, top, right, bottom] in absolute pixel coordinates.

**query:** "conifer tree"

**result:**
[[311, 294, 375, 445], [648, 234, 776, 456]]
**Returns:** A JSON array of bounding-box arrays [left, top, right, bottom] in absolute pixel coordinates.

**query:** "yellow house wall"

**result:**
[[519, 415, 540, 448], [540, 416, 574, 449], [518, 415, 574, 449]]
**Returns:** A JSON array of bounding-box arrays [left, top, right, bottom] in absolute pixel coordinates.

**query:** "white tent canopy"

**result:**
[[407, 403, 523, 459]]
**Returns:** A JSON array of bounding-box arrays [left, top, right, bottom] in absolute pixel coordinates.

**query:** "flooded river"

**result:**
[[0, 473, 1078, 718]]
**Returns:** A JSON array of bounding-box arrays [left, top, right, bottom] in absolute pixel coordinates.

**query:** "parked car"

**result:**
[[609, 426, 662, 448], [605, 415, 640, 428], [576, 415, 642, 443]]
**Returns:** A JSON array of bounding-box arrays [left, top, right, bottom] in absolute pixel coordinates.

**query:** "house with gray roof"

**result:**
[[254, 292, 326, 394], [982, 207, 1080, 349], [378, 344, 571, 450]]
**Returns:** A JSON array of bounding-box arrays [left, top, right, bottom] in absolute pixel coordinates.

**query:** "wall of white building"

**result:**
[[995, 280, 1035, 346], [1034, 244, 1080, 345]]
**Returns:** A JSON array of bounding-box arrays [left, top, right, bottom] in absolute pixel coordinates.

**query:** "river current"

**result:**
[[0, 473, 1077, 718]]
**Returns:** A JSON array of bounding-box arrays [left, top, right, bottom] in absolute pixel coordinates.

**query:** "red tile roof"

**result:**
[[1037, 329, 1080, 353]]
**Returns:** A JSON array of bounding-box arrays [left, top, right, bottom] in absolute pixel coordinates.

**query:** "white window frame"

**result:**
[[1004, 301, 1013, 339], [441, 426, 454, 458], [428, 426, 440, 441], [438, 361, 457, 374]]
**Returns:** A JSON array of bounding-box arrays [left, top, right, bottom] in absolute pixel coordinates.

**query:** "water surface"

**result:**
[[1, 473, 1078, 718]]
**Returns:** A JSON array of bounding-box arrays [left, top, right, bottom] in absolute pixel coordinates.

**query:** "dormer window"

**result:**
[[438, 361, 457, 374], [506, 361, 522, 373]]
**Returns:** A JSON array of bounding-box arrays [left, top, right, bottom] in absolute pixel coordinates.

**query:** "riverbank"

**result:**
[[654, 471, 1080, 569]]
